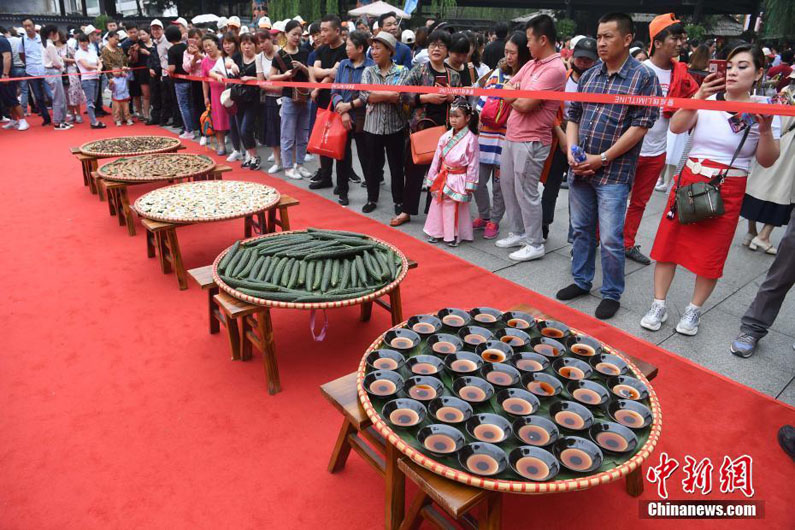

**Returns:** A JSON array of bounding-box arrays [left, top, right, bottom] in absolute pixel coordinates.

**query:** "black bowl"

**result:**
[[364, 370, 405, 399], [469, 307, 503, 326], [549, 400, 594, 431], [437, 307, 472, 329], [509, 446, 561, 482], [494, 328, 532, 349], [417, 424, 467, 455], [404, 375, 446, 402], [458, 442, 508, 476], [407, 314, 443, 336], [566, 380, 610, 407], [521, 372, 564, 398], [513, 416, 560, 447], [566, 334, 604, 358], [427, 333, 465, 356], [480, 362, 522, 387], [589, 353, 629, 377], [537, 319, 571, 340], [406, 354, 445, 376], [443, 351, 485, 375], [382, 398, 427, 428], [553, 436, 604, 473], [383, 328, 421, 351], [428, 396, 474, 424], [511, 351, 551, 373], [366, 348, 406, 371], [453, 376, 495, 404], [606, 375, 649, 401], [608, 399, 653, 430], [589, 421, 638, 454], [528, 337, 566, 358], [465, 413, 513, 444], [495, 388, 540, 416], [552, 357, 594, 381], [502, 311, 537, 332], [475, 340, 514, 363], [457, 325, 494, 348]]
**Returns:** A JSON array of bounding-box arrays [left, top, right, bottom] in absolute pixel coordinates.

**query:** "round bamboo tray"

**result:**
[[79, 136, 181, 158], [97, 153, 216, 183], [212, 230, 409, 310], [132, 180, 280, 224], [357, 315, 662, 494]]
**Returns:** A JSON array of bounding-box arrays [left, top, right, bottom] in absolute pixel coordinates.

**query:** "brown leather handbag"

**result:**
[[410, 118, 446, 165]]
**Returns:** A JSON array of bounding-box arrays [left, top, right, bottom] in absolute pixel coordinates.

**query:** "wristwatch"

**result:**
[[600, 152, 609, 166]]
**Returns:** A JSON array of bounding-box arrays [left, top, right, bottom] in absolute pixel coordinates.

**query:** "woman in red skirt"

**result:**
[[641, 44, 781, 336]]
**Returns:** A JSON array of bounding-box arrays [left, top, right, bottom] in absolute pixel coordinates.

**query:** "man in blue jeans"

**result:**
[[19, 18, 51, 126], [556, 12, 660, 320]]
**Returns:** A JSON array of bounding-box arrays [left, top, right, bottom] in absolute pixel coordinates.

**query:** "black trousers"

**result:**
[[316, 155, 337, 184], [336, 130, 367, 198], [149, 74, 163, 123], [401, 135, 429, 216], [163, 76, 180, 127], [364, 130, 406, 204], [541, 147, 569, 228]]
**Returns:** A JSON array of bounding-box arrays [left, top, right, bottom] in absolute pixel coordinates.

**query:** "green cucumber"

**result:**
[[350, 256, 358, 286], [354, 255, 368, 284], [287, 259, 301, 289], [362, 251, 381, 281], [240, 252, 260, 277], [297, 261, 307, 286], [321, 258, 332, 292], [312, 260, 323, 290], [263, 256, 279, 282], [237, 288, 300, 301], [339, 259, 351, 290], [331, 259, 340, 287], [231, 248, 253, 277], [221, 277, 281, 291], [270, 257, 287, 283], [256, 256, 272, 281], [218, 241, 240, 272], [304, 245, 375, 261], [281, 258, 296, 286], [306, 228, 368, 239], [247, 256, 266, 279], [225, 244, 245, 274], [306, 261, 315, 292]]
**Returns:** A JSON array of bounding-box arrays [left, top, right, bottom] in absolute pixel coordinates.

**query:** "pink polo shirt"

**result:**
[[505, 52, 567, 145]]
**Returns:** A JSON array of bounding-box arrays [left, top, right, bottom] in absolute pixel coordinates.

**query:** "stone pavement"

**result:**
[[180, 129, 795, 406]]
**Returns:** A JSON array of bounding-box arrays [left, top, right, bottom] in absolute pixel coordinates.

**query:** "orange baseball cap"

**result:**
[[648, 13, 681, 53]]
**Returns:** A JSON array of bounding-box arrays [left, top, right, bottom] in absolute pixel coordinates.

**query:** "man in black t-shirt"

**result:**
[[166, 25, 191, 136], [309, 15, 352, 192], [120, 24, 145, 116]]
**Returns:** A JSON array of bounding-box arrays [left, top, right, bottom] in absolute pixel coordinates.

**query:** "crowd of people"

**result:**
[[1, 11, 793, 354]]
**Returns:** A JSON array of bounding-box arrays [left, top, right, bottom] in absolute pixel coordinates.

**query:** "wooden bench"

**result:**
[[213, 291, 264, 362], [188, 265, 221, 335]]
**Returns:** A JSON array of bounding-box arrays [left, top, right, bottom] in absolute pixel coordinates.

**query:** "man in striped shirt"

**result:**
[[556, 12, 661, 320]]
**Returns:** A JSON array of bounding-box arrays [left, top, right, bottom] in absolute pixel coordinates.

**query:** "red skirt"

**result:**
[[650, 159, 747, 279]]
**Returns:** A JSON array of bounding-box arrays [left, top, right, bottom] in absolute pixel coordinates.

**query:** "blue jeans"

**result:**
[[11, 67, 27, 109], [174, 81, 195, 133], [228, 113, 241, 152], [27, 77, 51, 123], [81, 79, 99, 125], [236, 101, 258, 150], [569, 177, 630, 301], [280, 98, 310, 168]]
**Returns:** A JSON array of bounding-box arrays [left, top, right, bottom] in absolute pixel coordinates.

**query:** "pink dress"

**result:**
[[202, 56, 229, 132], [423, 129, 480, 242]]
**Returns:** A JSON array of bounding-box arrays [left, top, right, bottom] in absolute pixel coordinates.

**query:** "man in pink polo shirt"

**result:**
[[497, 14, 567, 262]]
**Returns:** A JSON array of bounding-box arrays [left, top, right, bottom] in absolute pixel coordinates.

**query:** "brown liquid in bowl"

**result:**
[[408, 384, 437, 401], [486, 371, 513, 386], [373, 357, 399, 370], [442, 314, 466, 327], [560, 447, 593, 471], [424, 434, 458, 453], [516, 359, 544, 372], [571, 344, 596, 356], [474, 313, 497, 323], [595, 362, 621, 376], [502, 397, 534, 415], [432, 341, 456, 354], [615, 409, 645, 428], [473, 423, 505, 442], [527, 381, 556, 396], [411, 362, 437, 375], [596, 431, 629, 452], [466, 454, 500, 475], [370, 380, 397, 396], [412, 322, 436, 334], [507, 318, 530, 329], [555, 410, 586, 430], [500, 336, 525, 347], [516, 456, 550, 480], [460, 385, 487, 402], [541, 327, 565, 338], [533, 344, 560, 357], [572, 388, 602, 404], [613, 384, 641, 400], [389, 408, 420, 426], [558, 366, 585, 380], [464, 333, 487, 345], [450, 359, 478, 373], [518, 425, 551, 446], [436, 406, 465, 423], [481, 349, 506, 362], [390, 337, 415, 349]]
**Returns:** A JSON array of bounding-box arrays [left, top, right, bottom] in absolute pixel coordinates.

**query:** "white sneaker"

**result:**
[[267, 163, 283, 173], [285, 168, 302, 180], [267, 153, 275, 162], [676, 305, 701, 336], [654, 179, 667, 192], [199, 136, 207, 146], [640, 301, 668, 331], [2, 120, 18, 129], [126, 119, 134, 126], [509, 244, 545, 262], [304, 153, 314, 162], [296, 165, 313, 179], [115, 121, 122, 127], [495, 232, 527, 248], [16, 119, 29, 131], [179, 131, 194, 139], [226, 150, 242, 162], [1, 116, 9, 122]]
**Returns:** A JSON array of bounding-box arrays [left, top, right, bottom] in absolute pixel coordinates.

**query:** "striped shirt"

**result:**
[[359, 63, 408, 135], [476, 68, 512, 166], [567, 56, 661, 185]]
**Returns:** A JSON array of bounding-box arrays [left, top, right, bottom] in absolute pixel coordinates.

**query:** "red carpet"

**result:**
[[2, 123, 794, 529]]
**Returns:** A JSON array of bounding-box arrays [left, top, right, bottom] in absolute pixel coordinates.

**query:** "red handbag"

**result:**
[[308, 102, 348, 160], [480, 96, 511, 128]]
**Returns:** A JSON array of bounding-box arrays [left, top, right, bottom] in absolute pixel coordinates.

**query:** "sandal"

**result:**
[[390, 214, 410, 227], [742, 233, 755, 247], [749, 236, 777, 255]]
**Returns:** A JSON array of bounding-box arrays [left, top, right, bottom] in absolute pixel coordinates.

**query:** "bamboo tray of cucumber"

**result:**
[[212, 228, 409, 308]]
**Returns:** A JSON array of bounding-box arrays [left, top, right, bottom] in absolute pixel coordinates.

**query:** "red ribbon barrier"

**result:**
[[1, 66, 149, 82]]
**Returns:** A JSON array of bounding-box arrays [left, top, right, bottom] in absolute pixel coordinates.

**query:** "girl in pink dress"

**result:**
[[200, 35, 230, 155], [423, 98, 480, 246]]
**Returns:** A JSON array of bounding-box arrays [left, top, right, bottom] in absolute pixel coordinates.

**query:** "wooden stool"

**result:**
[[101, 179, 136, 236], [266, 195, 299, 233], [321, 372, 405, 529], [359, 259, 418, 327], [212, 291, 261, 361], [141, 218, 187, 290], [398, 458, 501, 530], [240, 306, 281, 394], [71, 148, 98, 194], [188, 265, 221, 334]]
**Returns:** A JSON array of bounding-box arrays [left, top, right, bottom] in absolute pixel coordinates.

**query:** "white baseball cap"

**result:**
[[150, 19, 163, 28], [83, 24, 101, 34], [228, 16, 241, 28], [569, 35, 586, 49], [402, 29, 415, 44], [270, 20, 286, 34], [117, 30, 127, 40], [293, 15, 305, 25], [240, 26, 250, 35], [172, 17, 188, 28], [258, 16, 272, 29], [217, 16, 228, 29]]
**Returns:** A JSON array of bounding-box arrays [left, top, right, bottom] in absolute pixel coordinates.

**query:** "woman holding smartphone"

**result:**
[[641, 44, 780, 336]]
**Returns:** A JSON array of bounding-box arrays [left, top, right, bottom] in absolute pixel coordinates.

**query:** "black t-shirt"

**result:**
[[0, 36, 10, 73], [168, 42, 187, 82], [121, 38, 148, 68], [426, 64, 450, 127], [449, 62, 473, 87], [314, 42, 347, 108], [274, 47, 309, 99], [236, 55, 258, 78]]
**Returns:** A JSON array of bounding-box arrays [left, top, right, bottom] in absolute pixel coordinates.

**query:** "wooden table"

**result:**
[[133, 180, 283, 290], [329, 303, 661, 529]]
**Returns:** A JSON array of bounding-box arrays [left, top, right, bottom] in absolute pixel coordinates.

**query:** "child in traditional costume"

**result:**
[[423, 98, 480, 246]]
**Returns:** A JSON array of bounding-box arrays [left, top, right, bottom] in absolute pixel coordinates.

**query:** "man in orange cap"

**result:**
[[623, 13, 699, 265]]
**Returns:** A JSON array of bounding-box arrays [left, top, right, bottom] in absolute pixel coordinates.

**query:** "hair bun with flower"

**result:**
[[450, 96, 472, 114]]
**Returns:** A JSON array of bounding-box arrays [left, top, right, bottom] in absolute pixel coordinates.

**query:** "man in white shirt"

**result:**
[[623, 14, 697, 265], [19, 17, 51, 125]]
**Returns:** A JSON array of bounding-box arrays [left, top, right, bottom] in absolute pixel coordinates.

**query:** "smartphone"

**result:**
[[708, 59, 727, 80], [434, 74, 449, 87]]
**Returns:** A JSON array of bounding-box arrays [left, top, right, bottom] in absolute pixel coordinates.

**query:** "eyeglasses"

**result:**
[[428, 42, 447, 50]]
